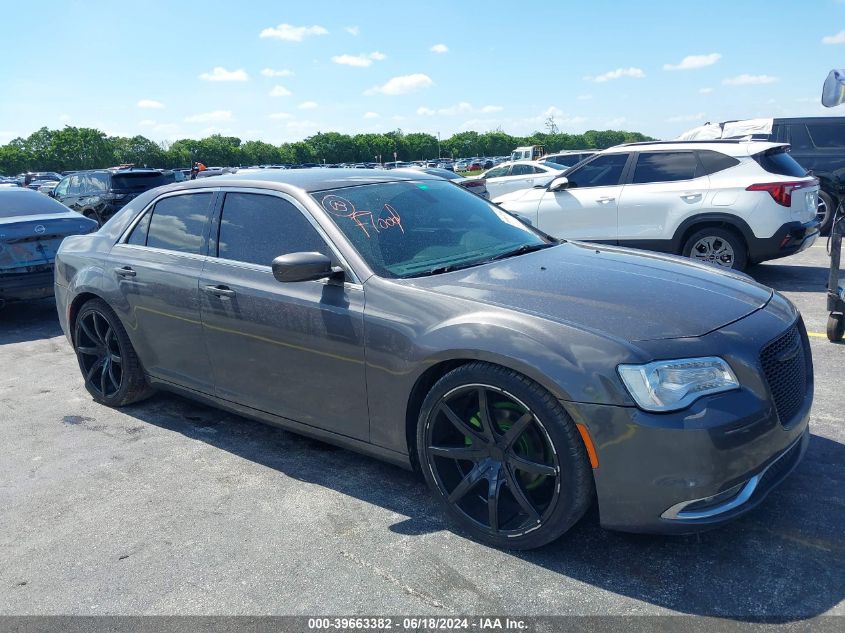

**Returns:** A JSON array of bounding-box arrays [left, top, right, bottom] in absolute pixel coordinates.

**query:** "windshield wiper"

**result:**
[[488, 242, 556, 262]]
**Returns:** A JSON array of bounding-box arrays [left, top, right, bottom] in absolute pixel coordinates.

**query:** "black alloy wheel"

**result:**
[[73, 298, 153, 406], [76, 309, 123, 399], [418, 363, 593, 549]]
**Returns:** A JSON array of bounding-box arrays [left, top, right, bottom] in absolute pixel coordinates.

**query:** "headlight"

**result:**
[[617, 357, 739, 412]]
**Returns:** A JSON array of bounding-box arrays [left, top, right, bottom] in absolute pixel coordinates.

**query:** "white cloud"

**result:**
[[699, 87, 714, 94], [722, 74, 779, 85], [331, 52, 387, 67], [345, 26, 360, 36], [184, 110, 233, 123], [268, 112, 293, 120], [199, 67, 248, 82], [58, 113, 71, 122], [577, 94, 593, 100], [259, 24, 328, 42], [589, 67, 645, 83], [480, 105, 503, 113], [363, 111, 380, 119], [663, 53, 721, 71], [543, 106, 564, 118], [430, 43, 448, 54], [298, 101, 318, 110], [438, 102, 473, 116], [139, 119, 156, 126], [417, 106, 436, 116], [260, 68, 294, 77], [366, 73, 433, 95], [606, 117, 627, 126], [137, 99, 165, 109], [666, 112, 706, 123], [269, 85, 293, 97], [822, 30, 845, 44]]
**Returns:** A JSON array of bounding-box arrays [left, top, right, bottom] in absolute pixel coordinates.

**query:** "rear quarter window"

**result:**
[[752, 148, 808, 177]]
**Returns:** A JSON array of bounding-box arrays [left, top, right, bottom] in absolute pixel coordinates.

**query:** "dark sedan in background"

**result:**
[[54, 169, 811, 549], [0, 188, 97, 305], [405, 166, 489, 198]]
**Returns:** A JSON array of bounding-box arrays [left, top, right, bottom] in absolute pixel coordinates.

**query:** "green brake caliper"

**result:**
[[466, 401, 546, 490]]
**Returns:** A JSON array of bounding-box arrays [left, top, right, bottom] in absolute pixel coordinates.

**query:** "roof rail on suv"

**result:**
[[616, 139, 759, 147]]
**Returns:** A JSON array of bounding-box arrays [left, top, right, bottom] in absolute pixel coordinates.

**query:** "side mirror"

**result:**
[[271, 252, 341, 283], [548, 176, 570, 192]]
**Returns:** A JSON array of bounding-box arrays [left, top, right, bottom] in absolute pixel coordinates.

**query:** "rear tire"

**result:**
[[818, 191, 835, 235], [416, 362, 593, 550], [828, 313, 845, 342], [682, 227, 748, 272], [73, 298, 154, 406]]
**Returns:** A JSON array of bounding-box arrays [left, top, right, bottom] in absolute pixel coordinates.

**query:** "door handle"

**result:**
[[597, 196, 615, 203], [681, 192, 702, 199], [203, 284, 236, 298], [114, 266, 136, 277]]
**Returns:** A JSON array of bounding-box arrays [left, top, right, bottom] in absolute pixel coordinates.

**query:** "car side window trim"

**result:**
[[117, 188, 221, 254], [210, 187, 361, 285]]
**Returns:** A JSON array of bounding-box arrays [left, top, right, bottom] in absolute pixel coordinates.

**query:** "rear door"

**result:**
[[199, 190, 368, 439], [535, 152, 631, 241], [617, 150, 708, 243], [107, 190, 217, 393]]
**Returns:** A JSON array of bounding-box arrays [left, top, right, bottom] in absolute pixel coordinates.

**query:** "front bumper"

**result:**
[[565, 302, 813, 534], [748, 219, 820, 264]]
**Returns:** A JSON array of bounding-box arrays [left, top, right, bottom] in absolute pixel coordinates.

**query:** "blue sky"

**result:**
[[2, 0, 845, 145]]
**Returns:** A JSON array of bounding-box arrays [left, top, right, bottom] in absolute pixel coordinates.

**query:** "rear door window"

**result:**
[[752, 148, 808, 177], [806, 123, 845, 148], [567, 153, 630, 188], [216, 193, 330, 266], [510, 164, 534, 176], [632, 151, 699, 184], [145, 193, 213, 254], [484, 166, 510, 178], [696, 150, 740, 176]]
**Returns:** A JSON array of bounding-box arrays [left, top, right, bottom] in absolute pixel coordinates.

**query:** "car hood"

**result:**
[[403, 242, 773, 341], [492, 187, 546, 205]]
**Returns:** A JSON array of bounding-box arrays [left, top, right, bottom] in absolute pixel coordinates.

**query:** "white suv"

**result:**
[[494, 140, 821, 271]]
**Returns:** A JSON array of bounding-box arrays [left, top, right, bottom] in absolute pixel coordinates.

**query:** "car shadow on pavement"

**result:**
[[119, 392, 844, 621], [0, 298, 63, 344], [749, 262, 830, 293]]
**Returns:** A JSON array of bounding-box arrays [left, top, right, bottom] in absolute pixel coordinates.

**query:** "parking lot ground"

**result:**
[[0, 244, 843, 619]]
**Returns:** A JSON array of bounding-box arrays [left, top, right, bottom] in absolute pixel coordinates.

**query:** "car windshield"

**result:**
[[311, 180, 552, 279]]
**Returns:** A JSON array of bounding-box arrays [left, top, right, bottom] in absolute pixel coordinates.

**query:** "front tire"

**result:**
[[682, 227, 748, 271], [74, 298, 154, 406], [416, 362, 593, 550]]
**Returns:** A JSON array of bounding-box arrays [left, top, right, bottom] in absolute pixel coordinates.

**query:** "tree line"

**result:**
[[0, 126, 655, 174]]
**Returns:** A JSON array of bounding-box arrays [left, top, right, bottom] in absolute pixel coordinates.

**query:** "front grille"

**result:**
[[759, 320, 812, 426]]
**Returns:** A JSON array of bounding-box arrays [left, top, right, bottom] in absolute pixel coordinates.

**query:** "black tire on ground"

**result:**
[[682, 226, 748, 272], [818, 190, 836, 236], [73, 298, 154, 406], [416, 362, 593, 550], [827, 313, 845, 343]]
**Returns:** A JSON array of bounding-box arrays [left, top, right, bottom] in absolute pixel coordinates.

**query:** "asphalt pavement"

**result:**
[[0, 243, 843, 619]]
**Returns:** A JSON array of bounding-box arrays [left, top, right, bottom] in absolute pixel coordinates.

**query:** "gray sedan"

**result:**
[[54, 169, 812, 549]]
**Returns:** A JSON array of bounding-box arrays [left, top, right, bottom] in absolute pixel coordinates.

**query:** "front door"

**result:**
[[535, 152, 631, 241], [107, 190, 216, 393], [199, 191, 369, 440]]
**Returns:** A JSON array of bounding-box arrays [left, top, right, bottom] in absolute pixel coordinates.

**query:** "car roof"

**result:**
[[603, 140, 787, 156], [173, 167, 443, 193]]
